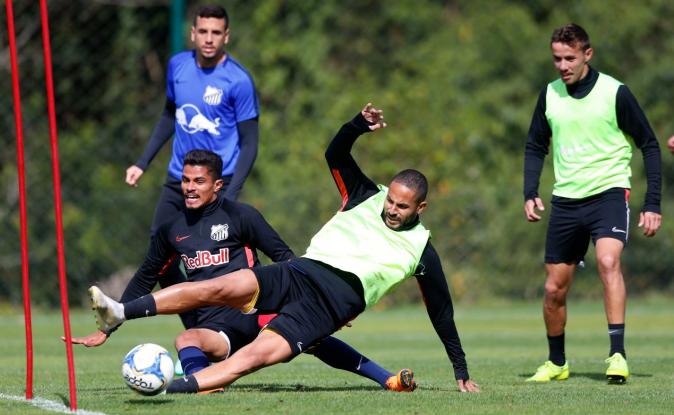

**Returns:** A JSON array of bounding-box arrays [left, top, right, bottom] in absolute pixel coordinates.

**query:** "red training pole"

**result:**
[[5, 0, 33, 400], [38, 0, 77, 410]]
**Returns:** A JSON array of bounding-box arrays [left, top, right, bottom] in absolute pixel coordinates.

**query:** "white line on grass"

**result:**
[[0, 393, 108, 415]]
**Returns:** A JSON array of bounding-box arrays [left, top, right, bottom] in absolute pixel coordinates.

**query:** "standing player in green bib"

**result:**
[[523, 23, 662, 383]]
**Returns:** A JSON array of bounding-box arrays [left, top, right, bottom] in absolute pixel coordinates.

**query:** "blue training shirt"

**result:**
[[166, 51, 259, 180]]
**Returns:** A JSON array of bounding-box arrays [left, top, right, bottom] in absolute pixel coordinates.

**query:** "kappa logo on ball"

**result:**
[[211, 224, 228, 241], [181, 248, 230, 270]]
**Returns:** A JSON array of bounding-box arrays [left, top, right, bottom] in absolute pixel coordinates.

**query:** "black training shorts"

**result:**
[[545, 187, 630, 264], [191, 306, 261, 357], [252, 258, 365, 357]]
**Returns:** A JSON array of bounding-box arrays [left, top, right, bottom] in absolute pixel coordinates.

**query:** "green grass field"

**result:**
[[1, 298, 673, 414]]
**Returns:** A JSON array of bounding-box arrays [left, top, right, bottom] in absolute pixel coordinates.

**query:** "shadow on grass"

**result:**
[[55, 393, 69, 408], [81, 383, 452, 398], [573, 372, 652, 381], [517, 372, 652, 381], [228, 383, 384, 393], [126, 399, 173, 405], [76, 386, 130, 393]]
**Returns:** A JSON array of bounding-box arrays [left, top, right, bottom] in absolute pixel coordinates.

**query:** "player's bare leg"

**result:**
[[595, 237, 629, 383], [543, 263, 575, 336], [90, 269, 259, 332], [176, 329, 293, 392], [175, 329, 231, 361], [595, 238, 626, 324], [174, 328, 232, 377], [153, 269, 259, 313], [527, 262, 575, 382]]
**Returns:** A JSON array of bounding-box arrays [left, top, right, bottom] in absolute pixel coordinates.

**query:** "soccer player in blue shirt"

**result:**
[[125, 4, 259, 331], [126, 5, 258, 202]]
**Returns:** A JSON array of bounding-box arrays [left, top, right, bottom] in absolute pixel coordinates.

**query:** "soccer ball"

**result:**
[[121, 343, 174, 396]]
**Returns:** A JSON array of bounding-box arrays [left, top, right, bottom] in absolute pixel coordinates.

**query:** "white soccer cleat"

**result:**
[[89, 286, 125, 332]]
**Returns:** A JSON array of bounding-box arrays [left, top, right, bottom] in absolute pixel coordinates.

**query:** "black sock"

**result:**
[[123, 295, 157, 320], [166, 375, 199, 394], [608, 323, 625, 358], [156, 260, 197, 329], [310, 336, 392, 388], [547, 333, 565, 366]]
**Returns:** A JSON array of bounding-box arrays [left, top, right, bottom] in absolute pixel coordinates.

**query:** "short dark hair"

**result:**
[[551, 23, 590, 51], [391, 169, 428, 203], [184, 149, 223, 181], [193, 5, 229, 28]]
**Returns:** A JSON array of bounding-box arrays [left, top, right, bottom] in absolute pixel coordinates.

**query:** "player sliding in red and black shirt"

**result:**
[[68, 149, 415, 392], [90, 105, 479, 394]]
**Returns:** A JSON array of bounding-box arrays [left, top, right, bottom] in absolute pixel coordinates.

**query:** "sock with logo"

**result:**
[[178, 346, 210, 375], [547, 333, 566, 366], [310, 336, 392, 388], [123, 295, 157, 320], [156, 260, 198, 329], [608, 323, 626, 358]]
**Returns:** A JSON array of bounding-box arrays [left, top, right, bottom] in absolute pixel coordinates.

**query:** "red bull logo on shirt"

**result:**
[[175, 104, 221, 136], [181, 248, 229, 270]]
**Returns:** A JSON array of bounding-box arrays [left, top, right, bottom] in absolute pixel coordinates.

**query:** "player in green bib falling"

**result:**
[[89, 103, 480, 394], [523, 23, 662, 383]]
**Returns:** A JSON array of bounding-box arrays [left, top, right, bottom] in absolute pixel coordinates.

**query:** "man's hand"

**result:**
[[457, 379, 480, 393], [667, 135, 674, 154], [524, 197, 545, 222], [125, 165, 144, 187], [638, 211, 661, 237], [361, 103, 387, 131], [62, 330, 108, 347]]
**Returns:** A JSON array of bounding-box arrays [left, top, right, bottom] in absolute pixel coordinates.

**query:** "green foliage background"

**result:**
[[1, 0, 674, 306]]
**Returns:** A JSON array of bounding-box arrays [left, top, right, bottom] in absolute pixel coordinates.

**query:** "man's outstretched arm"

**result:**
[[325, 104, 386, 211], [65, 229, 178, 346], [415, 242, 480, 393]]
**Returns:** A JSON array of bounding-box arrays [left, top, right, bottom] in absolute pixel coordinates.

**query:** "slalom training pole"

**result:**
[[5, 0, 33, 400], [38, 0, 77, 410]]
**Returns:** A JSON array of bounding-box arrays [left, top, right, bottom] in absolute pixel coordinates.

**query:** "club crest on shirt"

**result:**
[[203, 85, 223, 106], [211, 224, 229, 241]]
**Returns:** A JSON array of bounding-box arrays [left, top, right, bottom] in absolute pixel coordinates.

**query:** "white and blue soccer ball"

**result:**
[[121, 343, 174, 396]]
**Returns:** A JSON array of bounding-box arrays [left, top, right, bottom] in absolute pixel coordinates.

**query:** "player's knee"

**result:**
[[597, 254, 620, 274], [544, 280, 568, 301], [175, 330, 202, 350]]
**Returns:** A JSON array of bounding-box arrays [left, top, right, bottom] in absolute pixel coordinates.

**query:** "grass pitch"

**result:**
[[0, 298, 672, 414]]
